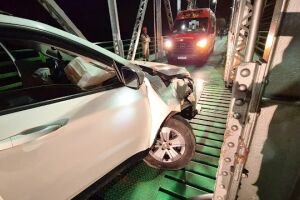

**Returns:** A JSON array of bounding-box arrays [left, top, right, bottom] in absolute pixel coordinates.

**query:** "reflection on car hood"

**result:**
[[131, 61, 190, 79]]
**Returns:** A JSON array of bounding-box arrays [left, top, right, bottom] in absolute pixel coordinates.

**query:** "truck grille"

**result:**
[[174, 41, 194, 54]]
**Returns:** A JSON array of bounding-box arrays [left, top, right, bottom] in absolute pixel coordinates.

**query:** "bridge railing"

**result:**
[[95, 37, 158, 60]]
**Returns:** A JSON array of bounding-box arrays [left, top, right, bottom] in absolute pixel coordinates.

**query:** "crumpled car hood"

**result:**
[[130, 60, 197, 117], [130, 60, 190, 79]]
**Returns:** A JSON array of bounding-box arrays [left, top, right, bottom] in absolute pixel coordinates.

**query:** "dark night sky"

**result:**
[[0, 0, 232, 42]]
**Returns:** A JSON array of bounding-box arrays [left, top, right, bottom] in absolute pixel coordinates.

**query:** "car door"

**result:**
[[0, 35, 151, 199]]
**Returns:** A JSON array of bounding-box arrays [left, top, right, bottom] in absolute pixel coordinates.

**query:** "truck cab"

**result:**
[[165, 8, 216, 64]]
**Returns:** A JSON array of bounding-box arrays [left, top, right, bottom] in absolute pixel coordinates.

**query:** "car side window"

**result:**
[[0, 39, 118, 113]]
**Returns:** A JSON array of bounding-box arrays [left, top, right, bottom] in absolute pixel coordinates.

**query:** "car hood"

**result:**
[[131, 60, 190, 79]]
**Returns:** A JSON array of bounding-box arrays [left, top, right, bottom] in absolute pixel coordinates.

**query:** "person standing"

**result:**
[[141, 26, 151, 61]]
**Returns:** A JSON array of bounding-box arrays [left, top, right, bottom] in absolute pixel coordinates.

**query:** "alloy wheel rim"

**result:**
[[149, 127, 186, 163]]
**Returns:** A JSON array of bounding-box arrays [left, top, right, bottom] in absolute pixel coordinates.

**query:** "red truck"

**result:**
[[165, 8, 216, 64]]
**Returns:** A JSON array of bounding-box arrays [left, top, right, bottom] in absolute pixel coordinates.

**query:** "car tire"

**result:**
[[144, 115, 196, 170]]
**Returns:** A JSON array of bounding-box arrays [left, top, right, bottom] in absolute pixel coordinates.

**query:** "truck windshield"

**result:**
[[173, 18, 208, 33]]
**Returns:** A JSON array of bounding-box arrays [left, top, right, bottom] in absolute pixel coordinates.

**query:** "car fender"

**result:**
[[143, 78, 181, 147]]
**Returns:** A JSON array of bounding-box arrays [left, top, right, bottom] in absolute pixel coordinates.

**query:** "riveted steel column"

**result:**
[[155, 0, 163, 60], [244, 0, 264, 62], [177, 0, 181, 12], [108, 0, 124, 57], [38, 0, 86, 39], [163, 0, 174, 31], [224, 0, 253, 87]]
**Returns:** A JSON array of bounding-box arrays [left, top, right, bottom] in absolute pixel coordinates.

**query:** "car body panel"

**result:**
[[0, 86, 151, 200]]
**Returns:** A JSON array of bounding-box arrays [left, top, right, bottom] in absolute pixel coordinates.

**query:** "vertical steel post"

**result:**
[[163, 0, 174, 31], [155, 0, 163, 60], [153, 0, 157, 56], [177, 0, 181, 12], [244, 0, 264, 62], [107, 0, 124, 57], [37, 0, 86, 39]]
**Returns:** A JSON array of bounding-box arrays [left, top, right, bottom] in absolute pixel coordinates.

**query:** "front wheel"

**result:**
[[144, 115, 196, 170]]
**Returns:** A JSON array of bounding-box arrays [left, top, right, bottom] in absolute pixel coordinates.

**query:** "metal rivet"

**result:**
[[225, 157, 231, 162], [228, 142, 234, 147], [240, 69, 251, 77], [220, 184, 225, 189], [222, 171, 228, 176], [239, 84, 247, 91], [231, 125, 238, 131], [235, 99, 244, 106], [233, 112, 241, 119], [217, 196, 223, 200]]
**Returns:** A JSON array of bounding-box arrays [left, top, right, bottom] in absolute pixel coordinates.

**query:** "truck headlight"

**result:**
[[165, 40, 173, 49], [196, 39, 208, 48]]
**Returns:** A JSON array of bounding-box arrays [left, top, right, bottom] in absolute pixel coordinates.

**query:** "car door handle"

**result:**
[[0, 119, 68, 150]]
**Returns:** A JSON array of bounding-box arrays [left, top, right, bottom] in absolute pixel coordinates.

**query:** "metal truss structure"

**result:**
[[224, 0, 253, 87], [213, 0, 284, 199], [163, 0, 174, 31], [127, 0, 149, 60], [108, 0, 124, 57], [37, 0, 86, 39]]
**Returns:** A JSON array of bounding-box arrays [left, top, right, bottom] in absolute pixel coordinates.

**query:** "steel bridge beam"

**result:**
[[127, 0, 149, 60], [108, 0, 124, 57], [177, 0, 181, 12], [163, 0, 174, 31], [37, 0, 86, 39], [155, 0, 164, 60], [244, 0, 264, 62], [224, 0, 253, 86]]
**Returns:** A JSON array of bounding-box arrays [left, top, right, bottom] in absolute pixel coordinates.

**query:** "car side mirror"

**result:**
[[121, 67, 143, 89]]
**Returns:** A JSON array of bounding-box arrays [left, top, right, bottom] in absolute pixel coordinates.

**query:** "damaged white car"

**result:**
[[0, 15, 197, 200]]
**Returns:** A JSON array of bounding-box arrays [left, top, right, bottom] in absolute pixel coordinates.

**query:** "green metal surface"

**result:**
[[94, 83, 231, 200]]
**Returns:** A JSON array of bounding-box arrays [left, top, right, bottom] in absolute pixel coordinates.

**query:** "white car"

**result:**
[[0, 15, 197, 200]]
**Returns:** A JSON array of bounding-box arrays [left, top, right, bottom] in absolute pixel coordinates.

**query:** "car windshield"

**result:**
[[173, 18, 208, 33]]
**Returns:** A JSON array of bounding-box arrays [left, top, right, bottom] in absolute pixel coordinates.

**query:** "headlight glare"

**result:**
[[196, 39, 208, 48]]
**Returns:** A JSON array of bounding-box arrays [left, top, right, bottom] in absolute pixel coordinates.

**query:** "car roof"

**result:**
[[0, 14, 129, 66]]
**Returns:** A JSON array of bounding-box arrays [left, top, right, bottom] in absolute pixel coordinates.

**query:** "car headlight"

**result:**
[[196, 39, 208, 48], [164, 40, 173, 49]]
